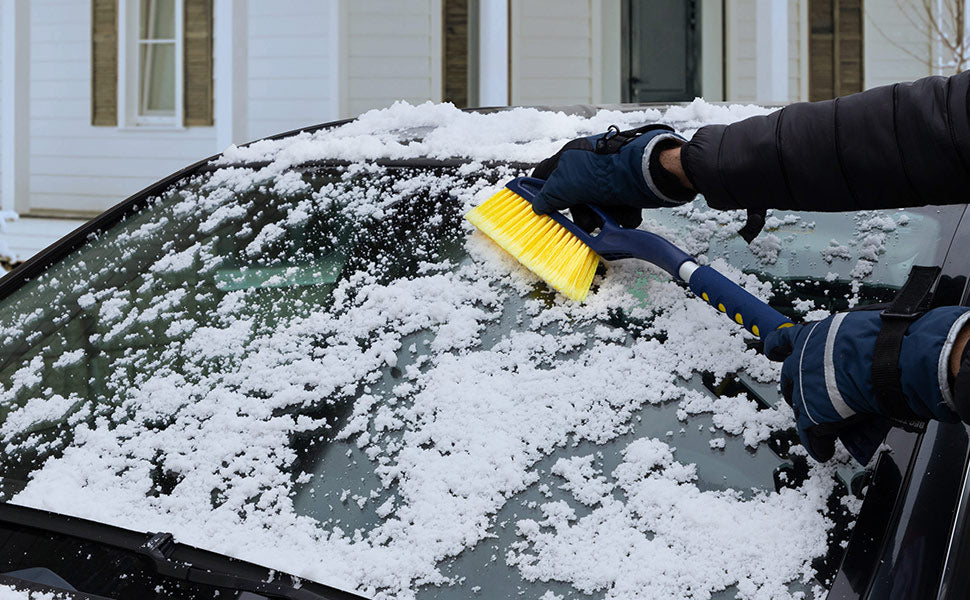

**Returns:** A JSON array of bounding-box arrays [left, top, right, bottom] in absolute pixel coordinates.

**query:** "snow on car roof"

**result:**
[[2, 100, 877, 600], [216, 99, 775, 167]]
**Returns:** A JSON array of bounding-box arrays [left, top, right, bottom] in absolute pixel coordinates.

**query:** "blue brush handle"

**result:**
[[506, 177, 793, 338], [590, 220, 791, 338], [585, 214, 792, 337], [685, 265, 791, 337]]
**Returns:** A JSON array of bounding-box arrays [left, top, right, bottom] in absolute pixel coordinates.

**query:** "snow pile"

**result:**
[[508, 439, 833, 599], [0, 586, 68, 600], [0, 101, 857, 600], [845, 212, 905, 280]]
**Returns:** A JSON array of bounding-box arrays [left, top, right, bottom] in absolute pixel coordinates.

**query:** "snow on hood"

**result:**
[[1, 100, 856, 600]]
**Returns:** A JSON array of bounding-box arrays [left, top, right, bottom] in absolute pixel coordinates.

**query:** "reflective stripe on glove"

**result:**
[[531, 125, 695, 232], [763, 306, 970, 464]]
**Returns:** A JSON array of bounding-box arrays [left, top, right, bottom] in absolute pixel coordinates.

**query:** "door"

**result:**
[[625, 0, 701, 102]]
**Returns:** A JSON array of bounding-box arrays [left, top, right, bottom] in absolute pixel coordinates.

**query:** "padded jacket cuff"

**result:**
[[681, 126, 736, 210]]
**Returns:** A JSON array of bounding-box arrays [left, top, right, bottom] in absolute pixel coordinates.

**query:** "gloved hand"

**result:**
[[531, 124, 696, 232], [763, 306, 970, 464]]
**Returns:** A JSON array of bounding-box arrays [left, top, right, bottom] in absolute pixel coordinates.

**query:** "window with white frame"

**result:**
[[91, 0, 213, 129], [138, 0, 178, 120], [113, 0, 184, 127]]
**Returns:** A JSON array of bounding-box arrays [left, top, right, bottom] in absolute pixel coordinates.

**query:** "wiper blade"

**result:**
[[137, 531, 365, 600], [0, 502, 369, 600]]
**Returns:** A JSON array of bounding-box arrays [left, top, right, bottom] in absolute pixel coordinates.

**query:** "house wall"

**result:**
[[28, 0, 215, 217], [247, 0, 335, 141], [725, 0, 758, 102], [598, 0, 622, 104], [0, 4, 4, 199], [725, 0, 941, 103], [341, 0, 442, 119], [725, 0, 806, 103], [864, 0, 933, 87], [701, 0, 725, 100], [9, 0, 945, 219], [509, 0, 596, 105]]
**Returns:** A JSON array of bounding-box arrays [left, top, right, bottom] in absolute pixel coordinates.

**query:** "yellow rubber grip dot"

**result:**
[[778, 322, 794, 329], [752, 325, 760, 336], [702, 292, 709, 301], [718, 303, 726, 312], [734, 313, 743, 325]]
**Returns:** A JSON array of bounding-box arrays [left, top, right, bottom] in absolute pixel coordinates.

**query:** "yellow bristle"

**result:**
[[466, 188, 599, 301]]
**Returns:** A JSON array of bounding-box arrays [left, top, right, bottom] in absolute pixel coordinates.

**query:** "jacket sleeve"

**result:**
[[681, 71, 970, 212]]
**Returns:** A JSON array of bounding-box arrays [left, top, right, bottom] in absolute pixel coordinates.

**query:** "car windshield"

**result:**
[[0, 106, 963, 600]]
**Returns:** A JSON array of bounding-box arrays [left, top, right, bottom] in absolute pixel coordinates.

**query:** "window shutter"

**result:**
[[443, 0, 469, 108], [183, 0, 214, 126], [809, 0, 863, 101], [836, 0, 863, 95], [91, 0, 118, 126]]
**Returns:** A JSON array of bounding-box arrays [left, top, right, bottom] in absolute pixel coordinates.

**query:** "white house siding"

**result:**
[[509, 0, 595, 106], [864, 0, 932, 88], [725, 0, 757, 102], [0, 4, 4, 200], [725, 0, 806, 103], [342, 0, 441, 119], [247, 0, 334, 142], [29, 0, 215, 217]]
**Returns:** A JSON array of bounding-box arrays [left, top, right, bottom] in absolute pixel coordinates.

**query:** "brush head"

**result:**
[[466, 186, 599, 301]]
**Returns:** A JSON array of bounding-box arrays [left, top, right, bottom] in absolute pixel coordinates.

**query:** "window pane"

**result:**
[[140, 43, 176, 114], [140, 0, 175, 40]]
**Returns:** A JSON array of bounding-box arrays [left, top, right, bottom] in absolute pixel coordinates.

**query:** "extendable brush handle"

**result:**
[[581, 203, 792, 339], [679, 262, 792, 338]]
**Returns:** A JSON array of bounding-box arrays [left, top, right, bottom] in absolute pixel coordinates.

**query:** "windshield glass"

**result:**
[[0, 156, 962, 598]]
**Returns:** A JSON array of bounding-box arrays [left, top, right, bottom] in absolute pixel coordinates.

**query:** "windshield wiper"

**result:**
[[0, 501, 369, 600], [136, 531, 365, 600]]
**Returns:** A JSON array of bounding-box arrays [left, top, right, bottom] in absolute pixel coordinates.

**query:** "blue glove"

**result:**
[[531, 125, 695, 231], [763, 306, 970, 464]]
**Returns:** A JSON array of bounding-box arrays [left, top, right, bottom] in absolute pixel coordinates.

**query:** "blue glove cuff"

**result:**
[[907, 306, 970, 419], [638, 132, 692, 207]]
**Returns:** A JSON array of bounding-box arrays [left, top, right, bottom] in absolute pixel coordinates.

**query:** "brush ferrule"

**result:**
[[678, 260, 699, 282]]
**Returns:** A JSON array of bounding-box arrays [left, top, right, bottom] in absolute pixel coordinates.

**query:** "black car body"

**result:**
[[1, 106, 969, 600]]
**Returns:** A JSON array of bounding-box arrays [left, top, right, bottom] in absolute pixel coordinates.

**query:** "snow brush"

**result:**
[[465, 177, 793, 339]]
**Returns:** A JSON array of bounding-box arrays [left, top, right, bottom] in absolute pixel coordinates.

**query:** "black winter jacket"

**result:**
[[681, 70, 970, 212], [679, 72, 970, 430]]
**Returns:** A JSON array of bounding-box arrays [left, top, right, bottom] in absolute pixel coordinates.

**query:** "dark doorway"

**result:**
[[623, 0, 701, 102]]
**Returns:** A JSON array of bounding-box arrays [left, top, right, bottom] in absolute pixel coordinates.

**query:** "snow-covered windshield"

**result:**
[[0, 102, 963, 600]]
